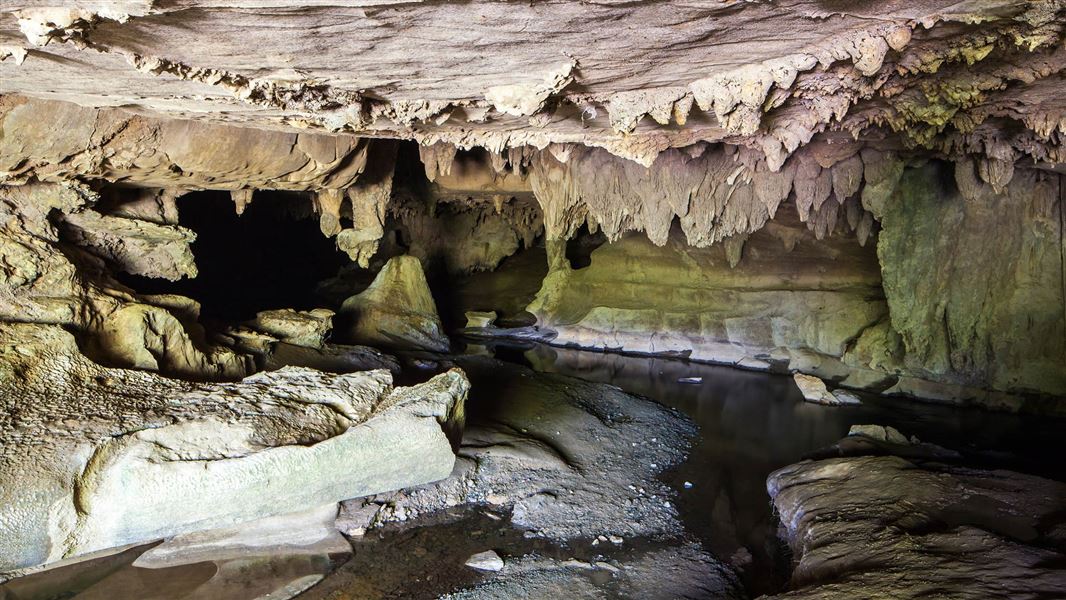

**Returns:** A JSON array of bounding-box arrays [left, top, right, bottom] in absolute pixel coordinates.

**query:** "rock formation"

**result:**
[[764, 431, 1066, 599], [0, 323, 467, 575], [0, 1, 1065, 596], [337, 255, 450, 352]]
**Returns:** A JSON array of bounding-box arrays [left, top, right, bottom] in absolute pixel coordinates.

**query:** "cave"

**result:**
[[2, 3, 1066, 600], [119, 190, 349, 322]]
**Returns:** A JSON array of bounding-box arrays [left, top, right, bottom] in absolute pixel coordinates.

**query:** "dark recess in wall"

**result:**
[[118, 190, 348, 322]]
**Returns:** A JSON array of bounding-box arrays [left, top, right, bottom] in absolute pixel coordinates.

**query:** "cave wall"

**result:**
[[878, 164, 1066, 401], [0, 183, 251, 380], [529, 163, 1066, 412]]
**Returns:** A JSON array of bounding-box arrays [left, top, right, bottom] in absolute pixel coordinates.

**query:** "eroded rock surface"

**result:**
[[0, 323, 467, 575], [338, 255, 449, 352], [765, 434, 1066, 599]]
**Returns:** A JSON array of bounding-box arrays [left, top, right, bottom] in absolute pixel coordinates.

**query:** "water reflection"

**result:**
[[471, 340, 1066, 595]]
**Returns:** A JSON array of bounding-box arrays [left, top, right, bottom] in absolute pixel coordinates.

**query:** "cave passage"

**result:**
[[120, 190, 349, 322]]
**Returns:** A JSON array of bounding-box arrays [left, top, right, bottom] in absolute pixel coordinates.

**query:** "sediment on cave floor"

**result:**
[[2, 2, 1066, 598]]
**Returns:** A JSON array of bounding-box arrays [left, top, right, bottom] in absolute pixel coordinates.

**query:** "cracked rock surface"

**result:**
[[0, 323, 468, 575], [764, 433, 1066, 599]]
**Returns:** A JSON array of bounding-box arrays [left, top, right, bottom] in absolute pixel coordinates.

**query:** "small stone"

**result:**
[[465, 550, 504, 572], [595, 561, 621, 573], [608, 535, 624, 545], [793, 373, 840, 405], [848, 424, 911, 445], [683, 481, 694, 489], [831, 389, 862, 405]]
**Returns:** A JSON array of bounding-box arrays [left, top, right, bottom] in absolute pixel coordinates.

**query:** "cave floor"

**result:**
[[8, 342, 1064, 600]]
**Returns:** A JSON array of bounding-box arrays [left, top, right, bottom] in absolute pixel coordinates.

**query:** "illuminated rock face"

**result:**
[[0, 324, 467, 575]]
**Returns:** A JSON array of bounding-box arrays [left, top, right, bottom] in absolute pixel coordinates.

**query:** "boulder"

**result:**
[[248, 308, 335, 348], [793, 374, 839, 405], [0, 323, 468, 575], [847, 424, 909, 444], [764, 445, 1066, 599], [338, 256, 449, 352], [464, 310, 498, 329], [830, 389, 862, 405], [1, 505, 350, 600]]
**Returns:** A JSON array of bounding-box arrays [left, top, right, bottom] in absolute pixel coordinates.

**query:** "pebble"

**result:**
[[683, 481, 694, 489], [465, 550, 504, 572]]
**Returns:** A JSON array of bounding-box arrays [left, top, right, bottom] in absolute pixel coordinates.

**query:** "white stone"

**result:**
[[793, 373, 839, 405], [465, 550, 504, 572]]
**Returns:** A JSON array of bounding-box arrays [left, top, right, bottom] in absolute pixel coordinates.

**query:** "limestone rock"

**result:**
[[2, 505, 350, 600], [464, 550, 504, 572], [248, 308, 334, 348], [338, 256, 449, 352], [529, 213, 887, 385], [1, 2, 1061, 174], [879, 165, 1066, 399], [335, 356, 694, 543], [0, 323, 468, 574], [764, 448, 1066, 599], [848, 424, 909, 445], [465, 311, 498, 329], [830, 389, 862, 406], [59, 208, 198, 281], [793, 374, 838, 406]]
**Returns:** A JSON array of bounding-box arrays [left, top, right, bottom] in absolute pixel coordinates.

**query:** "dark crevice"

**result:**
[[117, 189, 348, 323]]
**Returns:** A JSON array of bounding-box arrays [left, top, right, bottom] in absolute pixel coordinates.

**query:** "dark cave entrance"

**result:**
[[119, 190, 349, 323]]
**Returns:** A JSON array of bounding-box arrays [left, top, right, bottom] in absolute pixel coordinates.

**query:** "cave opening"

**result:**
[[119, 189, 349, 323]]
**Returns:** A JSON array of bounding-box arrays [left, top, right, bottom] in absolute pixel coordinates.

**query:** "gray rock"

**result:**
[[764, 448, 1066, 599]]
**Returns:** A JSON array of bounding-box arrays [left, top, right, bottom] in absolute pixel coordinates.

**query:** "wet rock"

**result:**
[[465, 310, 498, 328], [830, 389, 862, 405], [0, 324, 467, 574], [764, 444, 1066, 599], [792, 374, 837, 405], [248, 308, 334, 348], [847, 424, 909, 445], [338, 255, 449, 352], [442, 544, 743, 600], [464, 550, 504, 572], [337, 356, 695, 542]]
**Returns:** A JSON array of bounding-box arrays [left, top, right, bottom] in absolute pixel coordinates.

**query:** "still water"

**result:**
[[473, 339, 1066, 595]]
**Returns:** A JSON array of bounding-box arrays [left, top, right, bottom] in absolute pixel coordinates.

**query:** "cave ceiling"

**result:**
[[0, 0, 1063, 173]]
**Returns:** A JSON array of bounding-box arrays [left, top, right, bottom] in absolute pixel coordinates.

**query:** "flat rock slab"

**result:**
[[0, 323, 467, 575]]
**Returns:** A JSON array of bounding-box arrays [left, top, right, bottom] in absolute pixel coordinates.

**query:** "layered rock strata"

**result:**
[[764, 433, 1066, 599], [0, 323, 468, 575]]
